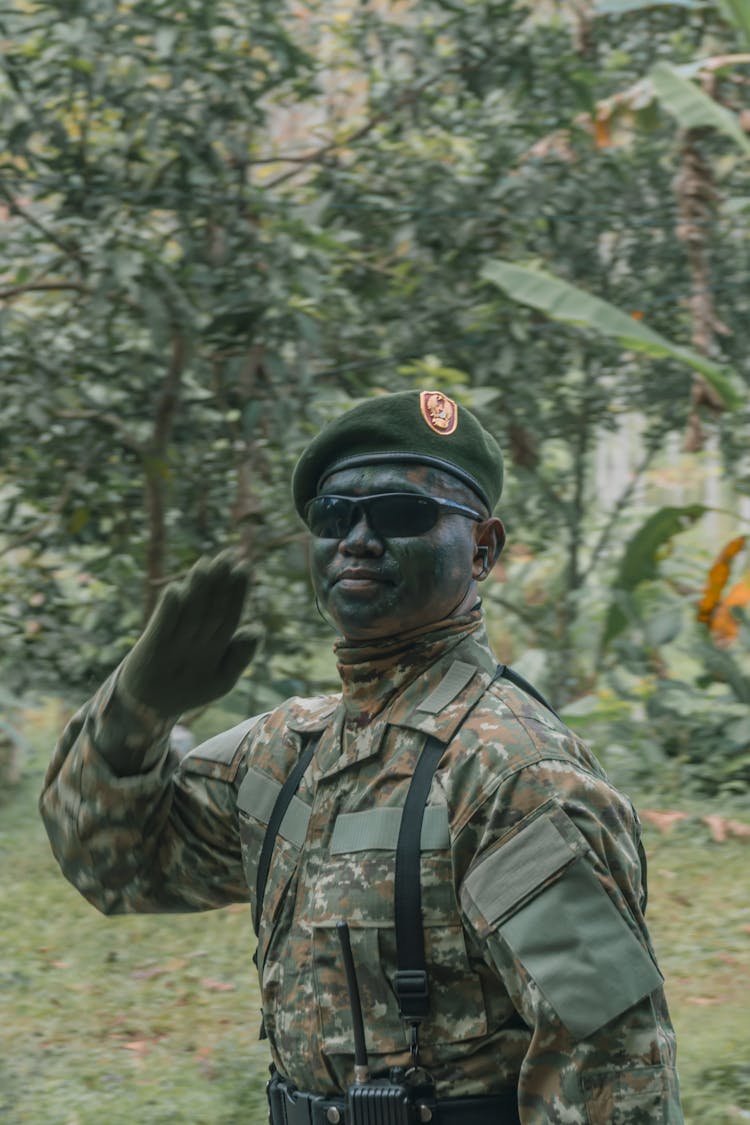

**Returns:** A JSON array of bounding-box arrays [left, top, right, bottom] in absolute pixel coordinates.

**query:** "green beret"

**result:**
[[292, 390, 503, 517]]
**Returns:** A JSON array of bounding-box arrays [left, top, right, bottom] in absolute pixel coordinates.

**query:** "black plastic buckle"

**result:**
[[393, 970, 429, 1019]]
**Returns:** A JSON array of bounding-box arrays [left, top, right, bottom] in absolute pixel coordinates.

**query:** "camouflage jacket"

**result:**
[[40, 614, 683, 1123]]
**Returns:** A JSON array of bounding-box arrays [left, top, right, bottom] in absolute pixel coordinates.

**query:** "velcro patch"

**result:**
[[330, 805, 450, 853], [185, 713, 268, 767], [416, 661, 476, 715], [462, 804, 583, 930], [237, 767, 311, 849]]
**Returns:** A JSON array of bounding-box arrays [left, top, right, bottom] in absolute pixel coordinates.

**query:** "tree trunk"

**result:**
[[143, 330, 187, 621], [674, 129, 728, 452]]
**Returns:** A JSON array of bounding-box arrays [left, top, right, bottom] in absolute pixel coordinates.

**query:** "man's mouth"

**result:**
[[334, 569, 391, 586]]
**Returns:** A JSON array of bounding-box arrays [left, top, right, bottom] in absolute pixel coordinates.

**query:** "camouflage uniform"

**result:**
[[40, 612, 682, 1123]]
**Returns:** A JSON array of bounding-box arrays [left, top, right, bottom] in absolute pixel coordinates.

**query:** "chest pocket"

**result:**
[[236, 766, 312, 943], [309, 804, 488, 1062]]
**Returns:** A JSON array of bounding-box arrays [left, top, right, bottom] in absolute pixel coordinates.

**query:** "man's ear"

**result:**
[[474, 517, 506, 579]]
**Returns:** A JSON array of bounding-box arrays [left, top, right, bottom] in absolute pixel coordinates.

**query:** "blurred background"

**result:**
[[1, 0, 749, 1121]]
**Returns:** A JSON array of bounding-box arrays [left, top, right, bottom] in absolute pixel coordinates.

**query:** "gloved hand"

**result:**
[[118, 551, 257, 718]]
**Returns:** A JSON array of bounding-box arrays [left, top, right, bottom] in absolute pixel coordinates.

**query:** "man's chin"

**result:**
[[326, 600, 405, 642]]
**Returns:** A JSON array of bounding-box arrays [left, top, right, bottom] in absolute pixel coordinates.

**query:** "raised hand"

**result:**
[[119, 551, 256, 718]]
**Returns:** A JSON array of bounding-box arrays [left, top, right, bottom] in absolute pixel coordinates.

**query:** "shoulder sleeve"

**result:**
[[180, 713, 271, 777], [39, 679, 275, 917], [458, 756, 682, 1123]]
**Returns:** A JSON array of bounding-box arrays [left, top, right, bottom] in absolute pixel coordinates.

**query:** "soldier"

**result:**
[[40, 391, 683, 1124]]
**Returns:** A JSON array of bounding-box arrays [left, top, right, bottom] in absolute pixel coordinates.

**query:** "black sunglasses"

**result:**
[[304, 492, 484, 539]]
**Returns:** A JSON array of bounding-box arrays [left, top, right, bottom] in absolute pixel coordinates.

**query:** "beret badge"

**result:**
[[420, 390, 458, 435]]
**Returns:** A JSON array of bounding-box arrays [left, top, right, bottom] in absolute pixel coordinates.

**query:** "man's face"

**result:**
[[308, 463, 489, 641]]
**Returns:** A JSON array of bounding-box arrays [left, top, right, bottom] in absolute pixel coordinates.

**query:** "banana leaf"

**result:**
[[481, 260, 744, 409], [601, 504, 705, 650], [650, 61, 750, 153]]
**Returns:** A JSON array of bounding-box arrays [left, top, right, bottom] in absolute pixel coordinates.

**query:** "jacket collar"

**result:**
[[284, 617, 499, 779]]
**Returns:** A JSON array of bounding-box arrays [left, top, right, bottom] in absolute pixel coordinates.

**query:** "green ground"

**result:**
[[2, 703, 749, 1124]]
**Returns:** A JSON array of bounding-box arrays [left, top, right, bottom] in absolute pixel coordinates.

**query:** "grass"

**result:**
[[2, 701, 749, 1124]]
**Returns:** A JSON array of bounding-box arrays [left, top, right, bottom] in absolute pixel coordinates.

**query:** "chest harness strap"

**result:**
[[393, 663, 558, 1065], [253, 734, 320, 958], [255, 664, 559, 1059], [392, 732, 444, 1067]]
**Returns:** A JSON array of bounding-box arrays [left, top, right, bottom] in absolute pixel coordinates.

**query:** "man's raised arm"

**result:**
[[39, 552, 258, 915]]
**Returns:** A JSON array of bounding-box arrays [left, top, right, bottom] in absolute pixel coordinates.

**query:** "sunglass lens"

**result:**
[[368, 495, 437, 537], [307, 496, 354, 538]]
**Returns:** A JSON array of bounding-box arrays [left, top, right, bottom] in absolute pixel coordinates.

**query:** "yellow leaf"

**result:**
[[594, 115, 612, 148], [697, 536, 746, 625], [710, 578, 750, 645]]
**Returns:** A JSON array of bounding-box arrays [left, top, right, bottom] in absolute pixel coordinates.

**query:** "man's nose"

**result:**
[[340, 511, 384, 554]]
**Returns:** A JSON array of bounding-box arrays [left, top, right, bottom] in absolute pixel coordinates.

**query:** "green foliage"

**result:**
[[595, 1, 707, 10], [683, 1063, 750, 1123], [602, 505, 706, 650], [645, 679, 750, 794], [716, 0, 750, 45], [650, 61, 750, 155], [0, 0, 748, 778], [602, 597, 750, 796], [481, 260, 743, 404]]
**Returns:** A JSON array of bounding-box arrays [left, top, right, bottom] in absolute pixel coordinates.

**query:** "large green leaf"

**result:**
[[716, 0, 750, 47], [481, 261, 744, 408], [650, 61, 750, 154], [601, 505, 706, 650]]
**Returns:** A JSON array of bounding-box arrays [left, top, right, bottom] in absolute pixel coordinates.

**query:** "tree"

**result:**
[[1, 0, 748, 715], [0, 0, 344, 696]]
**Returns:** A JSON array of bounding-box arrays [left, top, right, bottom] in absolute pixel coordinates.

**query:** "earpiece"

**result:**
[[476, 546, 490, 578]]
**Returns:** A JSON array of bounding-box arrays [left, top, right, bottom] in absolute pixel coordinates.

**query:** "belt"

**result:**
[[267, 1073, 520, 1125]]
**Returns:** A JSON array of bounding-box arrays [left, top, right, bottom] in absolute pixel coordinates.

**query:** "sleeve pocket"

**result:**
[[462, 804, 663, 1041], [582, 1065, 679, 1124]]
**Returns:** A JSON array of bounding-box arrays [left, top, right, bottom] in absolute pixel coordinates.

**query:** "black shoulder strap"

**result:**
[[392, 661, 559, 1035], [254, 734, 320, 935], [495, 662, 560, 720]]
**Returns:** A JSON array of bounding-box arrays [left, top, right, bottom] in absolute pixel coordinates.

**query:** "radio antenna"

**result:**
[[336, 920, 370, 1084]]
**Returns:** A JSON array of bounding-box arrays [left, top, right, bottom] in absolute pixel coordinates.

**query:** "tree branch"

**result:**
[[0, 280, 92, 302], [265, 73, 444, 189], [53, 408, 143, 453], [0, 182, 84, 265], [0, 479, 75, 557]]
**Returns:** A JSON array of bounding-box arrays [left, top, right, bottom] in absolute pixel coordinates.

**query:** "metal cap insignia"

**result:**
[[420, 391, 458, 436]]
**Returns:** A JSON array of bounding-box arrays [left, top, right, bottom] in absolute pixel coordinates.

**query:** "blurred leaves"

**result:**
[[602, 505, 705, 650], [481, 260, 743, 406], [650, 61, 750, 154], [716, 0, 750, 46], [0, 0, 748, 797]]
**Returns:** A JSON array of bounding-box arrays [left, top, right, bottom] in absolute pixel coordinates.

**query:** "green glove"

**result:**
[[118, 551, 257, 718]]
